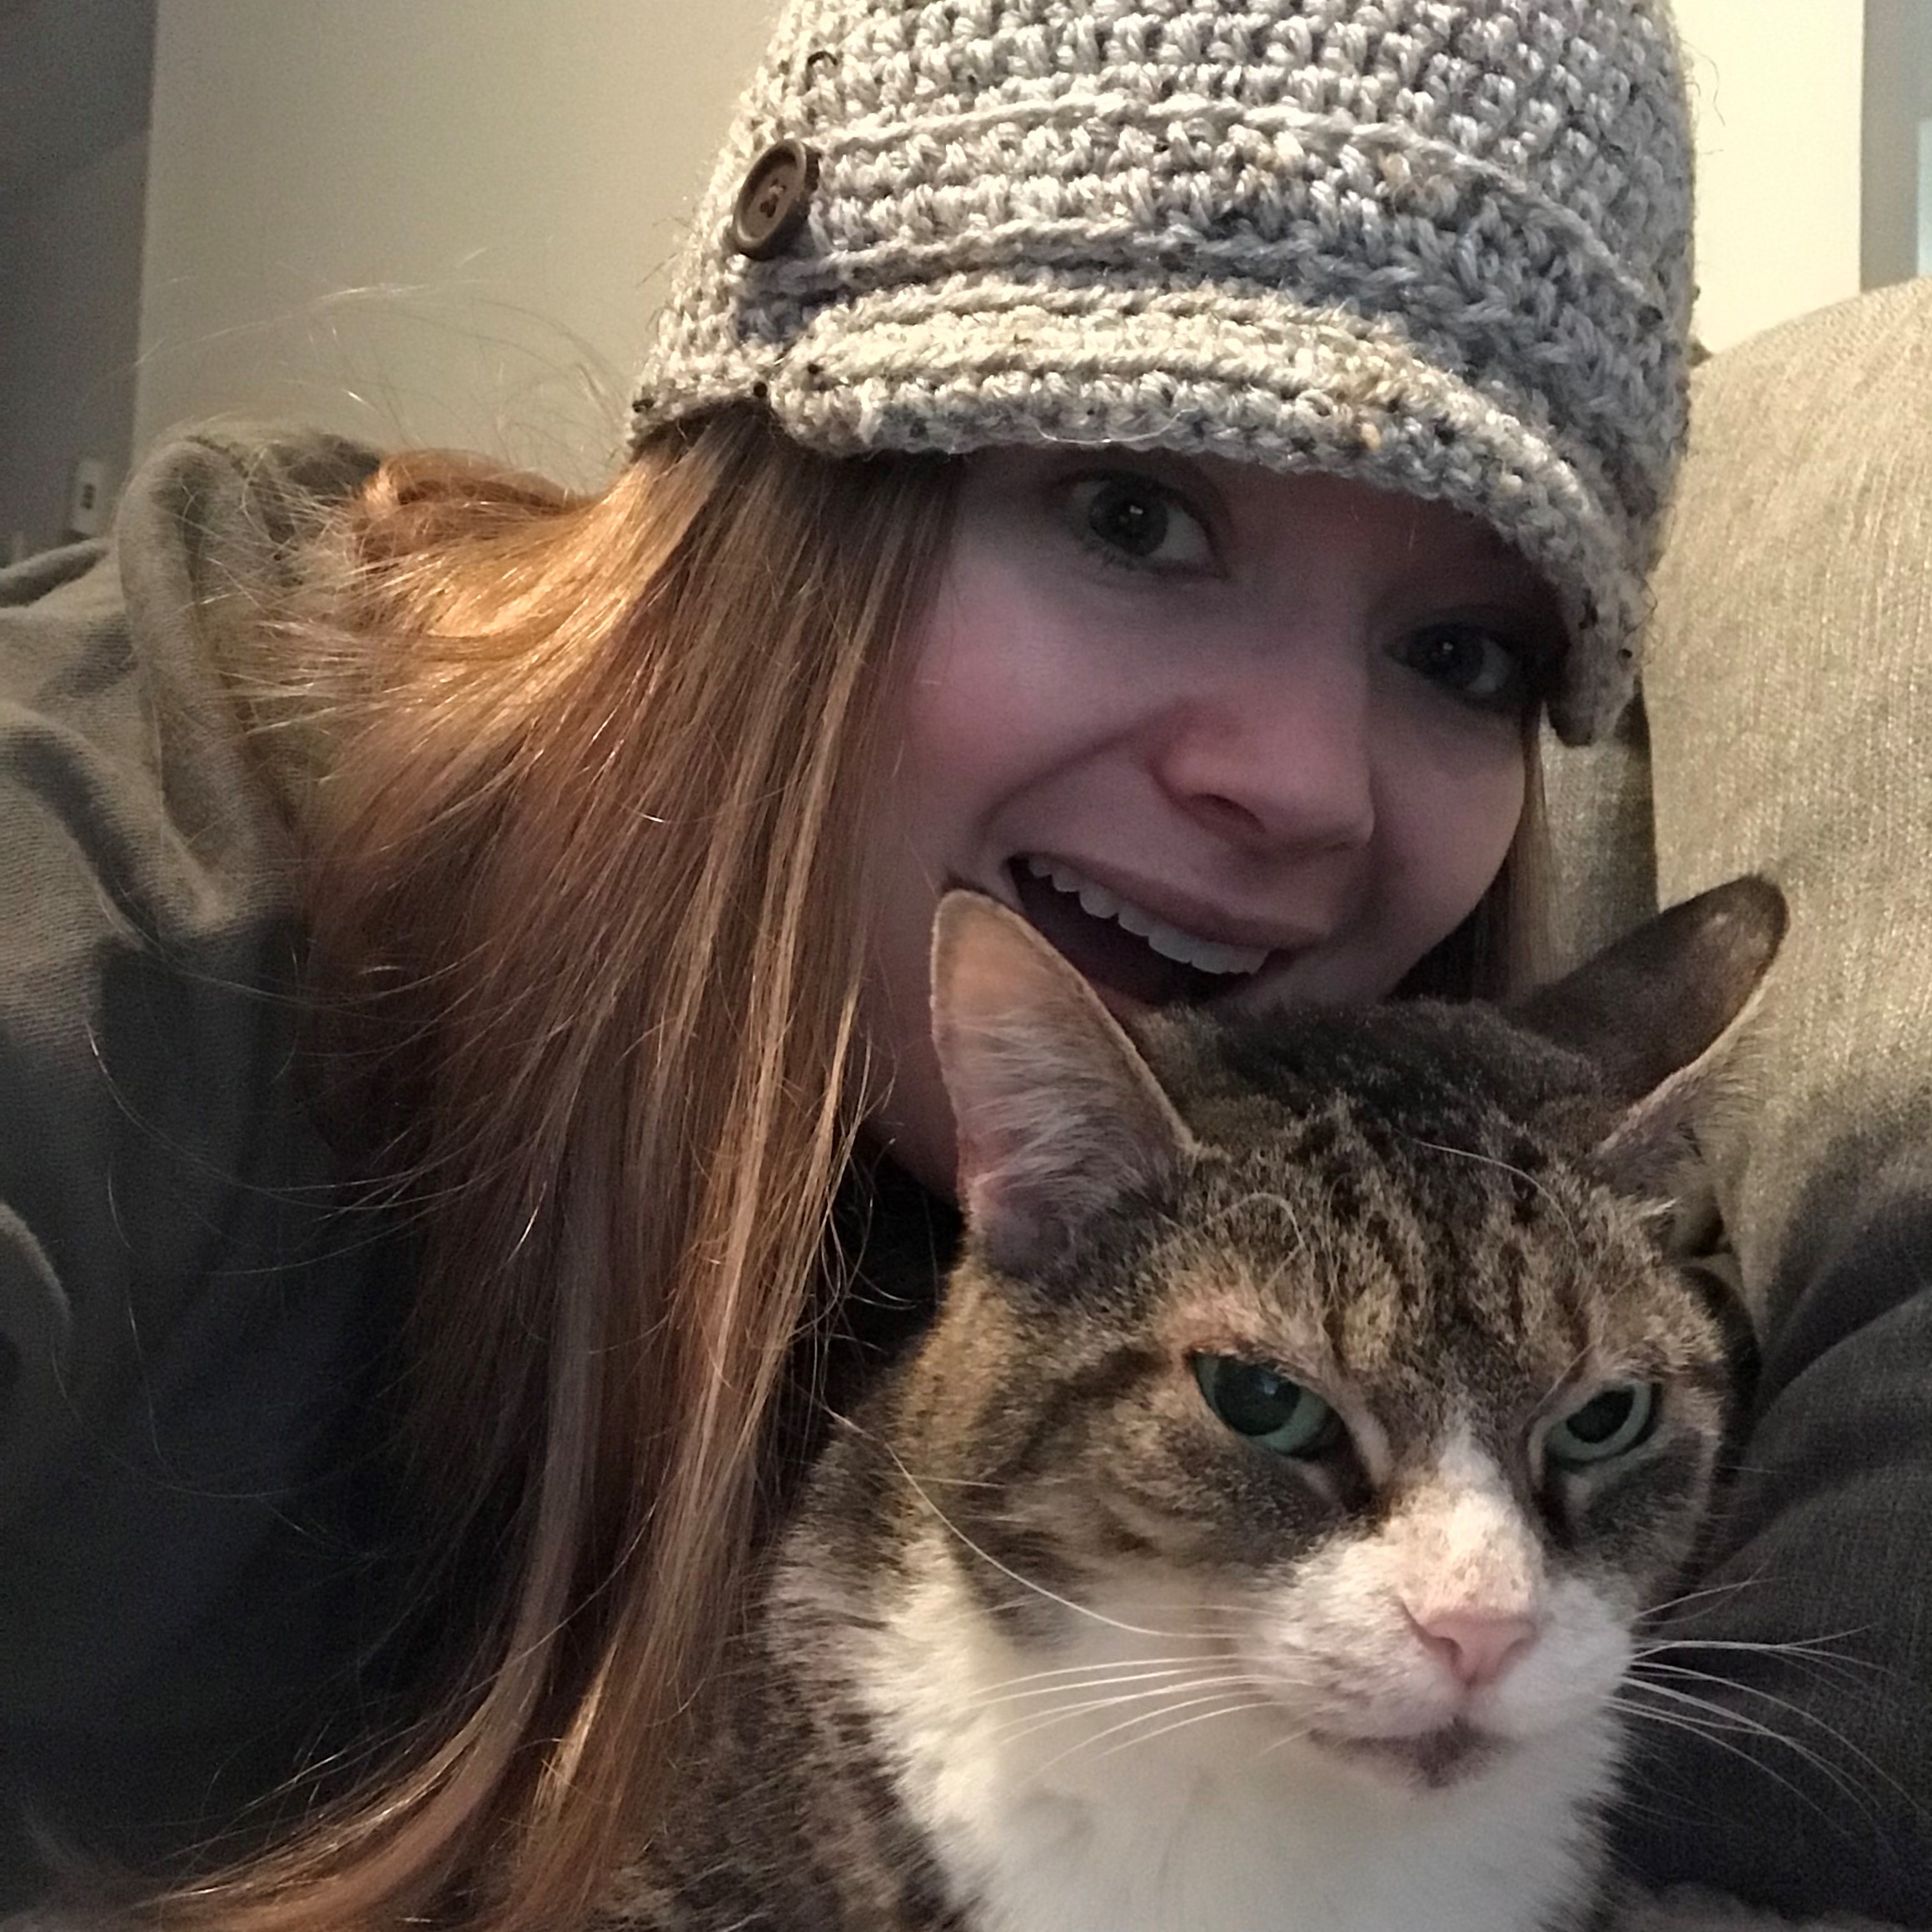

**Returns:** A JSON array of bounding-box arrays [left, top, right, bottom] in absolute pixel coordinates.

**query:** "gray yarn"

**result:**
[[630, 0, 1693, 745]]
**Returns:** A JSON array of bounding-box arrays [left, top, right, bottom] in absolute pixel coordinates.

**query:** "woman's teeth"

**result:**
[[1022, 857, 1270, 977]]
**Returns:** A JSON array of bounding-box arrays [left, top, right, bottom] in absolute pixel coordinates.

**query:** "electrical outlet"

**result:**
[[67, 458, 108, 538]]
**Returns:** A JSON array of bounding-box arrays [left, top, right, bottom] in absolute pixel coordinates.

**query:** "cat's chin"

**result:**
[[1305, 1719, 1505, 1792]]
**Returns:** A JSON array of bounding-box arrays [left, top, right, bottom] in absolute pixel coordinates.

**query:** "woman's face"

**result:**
[[862, 446, 1561, 1195]]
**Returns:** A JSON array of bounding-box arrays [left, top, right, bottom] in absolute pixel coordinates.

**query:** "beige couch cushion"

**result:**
[[1646, 277, 1932, 1322]]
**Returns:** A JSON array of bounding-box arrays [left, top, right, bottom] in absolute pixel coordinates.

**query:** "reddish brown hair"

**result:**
[[161, 408, 953, 1930]]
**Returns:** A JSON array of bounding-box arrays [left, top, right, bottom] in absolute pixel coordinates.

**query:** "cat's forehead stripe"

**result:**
[[1163, 1253, 1332, 1367], [1158, 1119, 1698, 1437]]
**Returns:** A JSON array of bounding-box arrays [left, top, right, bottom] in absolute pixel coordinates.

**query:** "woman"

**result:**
[[2, 1, 1917, 1926]]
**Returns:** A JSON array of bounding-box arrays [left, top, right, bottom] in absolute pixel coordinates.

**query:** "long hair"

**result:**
[[152, 406, 1551, 1932], [157, 406, 954, 1931]]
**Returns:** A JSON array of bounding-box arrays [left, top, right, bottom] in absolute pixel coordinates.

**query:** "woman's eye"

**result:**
[[1397, 622, 1530, 712], [1067, 475, 1216, 572], [1193, 1355, 1344, 1459], [1543, 1382, 1660, 1469]]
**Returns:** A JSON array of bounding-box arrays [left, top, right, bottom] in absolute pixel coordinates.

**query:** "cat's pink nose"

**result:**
[[1407, 1607, 1539, 1689]]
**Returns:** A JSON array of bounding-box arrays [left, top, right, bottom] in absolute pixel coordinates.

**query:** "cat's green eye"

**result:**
[[1193, 1356, 1343, 1459], [1544, 1382, 1660, 1467]]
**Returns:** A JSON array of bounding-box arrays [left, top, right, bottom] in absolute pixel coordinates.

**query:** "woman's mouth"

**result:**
[[1007, 856, 1279, 1008]]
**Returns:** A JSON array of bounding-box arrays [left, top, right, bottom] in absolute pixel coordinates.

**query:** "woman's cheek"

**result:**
[[1387, 722, 1528, 947]]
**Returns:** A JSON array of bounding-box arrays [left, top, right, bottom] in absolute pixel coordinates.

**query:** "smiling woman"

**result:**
[[14, 2, 1925, 1930]]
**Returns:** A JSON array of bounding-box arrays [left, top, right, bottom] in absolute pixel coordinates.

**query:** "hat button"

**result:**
[[730, 139, 819, 261]]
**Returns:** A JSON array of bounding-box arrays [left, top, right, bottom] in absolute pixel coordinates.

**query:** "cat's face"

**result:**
[[911, 1053, 1731, 1787], [904, 1018, 1735, 1788], [905, 886, 1778, 1792]]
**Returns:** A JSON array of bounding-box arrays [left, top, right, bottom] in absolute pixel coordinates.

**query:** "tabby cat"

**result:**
[[603, 879, 1784, 1932]]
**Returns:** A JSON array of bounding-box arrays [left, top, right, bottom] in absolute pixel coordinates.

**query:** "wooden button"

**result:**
[[730, 139, 819, 261]]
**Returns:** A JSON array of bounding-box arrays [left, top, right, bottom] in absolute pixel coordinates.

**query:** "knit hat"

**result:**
[[630, 0, 1694, 744]]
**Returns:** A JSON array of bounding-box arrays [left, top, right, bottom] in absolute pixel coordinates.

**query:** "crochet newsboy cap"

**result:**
[[630, 0, 1695, 744]]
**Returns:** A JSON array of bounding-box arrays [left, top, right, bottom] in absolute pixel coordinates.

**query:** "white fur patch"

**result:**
[[860, 1452, 1625, 1932]]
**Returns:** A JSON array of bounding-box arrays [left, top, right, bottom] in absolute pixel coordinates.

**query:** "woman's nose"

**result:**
[[1151, 661, 1377, 854]]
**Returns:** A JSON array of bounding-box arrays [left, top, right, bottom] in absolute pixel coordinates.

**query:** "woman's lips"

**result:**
[[1021, 856, 1274, 974], [1007, 859, 1282, 1011]]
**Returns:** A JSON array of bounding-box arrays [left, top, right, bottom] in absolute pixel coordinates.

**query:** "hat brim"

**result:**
[[728, 281, 1642, 743]]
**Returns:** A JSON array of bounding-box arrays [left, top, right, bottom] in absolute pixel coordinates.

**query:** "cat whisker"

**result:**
[[1616, 1718, 1892, 1857], [1049, 1597, 1269, 1624], [1632, 1664, 1900, 1770], [1621, 1676, 1810, 1747], [1631, 1633, 1889, 1687], [1253, 1723, 1318, 1761], [966, 1594, 1300, 1651], [893, 1472, 1023, 1492], [988, 1673, 1267, 1750], [819, 1430, 1049, 1499], [1631, 1656, 1878, 1717], [1530, 1341, 1596, 1418], [1616, 1677, 1893, 1834], [1634, 1626, 1871, 1656], [1143, 1193, 1309, 1287], [1038, 1603, 1267, 1635], [1626, 1661, 1925, 1820], [819, 1409, 1073, 1496], [1612, 1701, 1815, 1785], [962, 1616, 1326, 1699], [1636, 1572, 1775, 1622], [988, 1681, 1264, 1753], [1199, 1189, 1311, 1243], [964, 1653, 1228, 1696], [1028, 1689, 1279, 1775], [965, 1590, 1245, 1641], [877, 1442, 1212, 1640], [1397, 1133, 1581, 1247], [970, 1661, 1227, 1710], [1078, 1696, 1292, 1770], [1611, 1695, 1859, 1837]]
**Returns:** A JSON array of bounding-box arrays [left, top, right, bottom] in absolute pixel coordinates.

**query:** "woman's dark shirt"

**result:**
[[0, 428, 416, 1899]]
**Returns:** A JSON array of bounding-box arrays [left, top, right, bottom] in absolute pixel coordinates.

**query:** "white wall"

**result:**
[[135, 0, 777, 485], [1674, 0, 1868, 353], [134, 0, 1876, 476]]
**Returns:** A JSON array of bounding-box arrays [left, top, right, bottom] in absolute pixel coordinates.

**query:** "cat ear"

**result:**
[[1508, 875, 1786, 1190], [930, 890, 1198, 1271]]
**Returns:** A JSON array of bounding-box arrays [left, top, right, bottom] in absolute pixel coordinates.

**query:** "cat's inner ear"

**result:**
[[930, 890, 1198, 1270], [1508, 875, 1786, 1188]]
